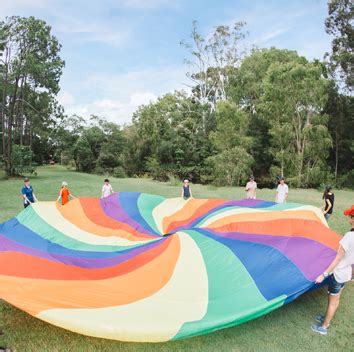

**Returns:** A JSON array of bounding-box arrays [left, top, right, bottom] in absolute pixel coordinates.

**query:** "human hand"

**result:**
[[315, 274, 325, 284]]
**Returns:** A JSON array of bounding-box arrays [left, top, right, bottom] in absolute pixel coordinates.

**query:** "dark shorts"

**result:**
[[328, 274, 345, 296]]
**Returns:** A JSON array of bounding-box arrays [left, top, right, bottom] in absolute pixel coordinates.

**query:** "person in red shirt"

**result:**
[[57, 181, 76, 205]]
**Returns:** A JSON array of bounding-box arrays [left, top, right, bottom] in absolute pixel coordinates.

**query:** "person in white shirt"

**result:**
[[311, 205, 354, 335], [275, 177, 288, 203], [245, 176, 257, 199], [101, 179, 113, 198]]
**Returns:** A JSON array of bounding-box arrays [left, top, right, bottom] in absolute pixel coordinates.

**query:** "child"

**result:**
[[275, 177, 289, 203], [322, 185, 334, 222], [57, 181, 75, 205], [245, 176, 257, 199], [22, 177, 38, 208], [181, 179, 192, 200], [101, 179, 114, 198]]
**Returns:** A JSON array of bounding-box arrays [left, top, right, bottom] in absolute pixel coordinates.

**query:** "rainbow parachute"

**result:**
[[0, 193, 340, 342]]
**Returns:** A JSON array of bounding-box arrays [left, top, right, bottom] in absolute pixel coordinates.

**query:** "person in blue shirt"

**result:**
[[22, 177, 38, 208]]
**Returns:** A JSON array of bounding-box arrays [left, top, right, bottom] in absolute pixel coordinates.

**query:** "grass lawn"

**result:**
[[0, 166, 353, 352]]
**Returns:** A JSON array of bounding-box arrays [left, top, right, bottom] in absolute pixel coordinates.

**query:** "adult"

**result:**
[[311, 205, 354, 335], [322, 185, 334, 222], [275, 177, 288, 204], [245, 176, 257, 199], [181, 179, 192, 200], [57, 181, 75, 205], [102, 179, 114, 198], [21, 177, 38, 208]]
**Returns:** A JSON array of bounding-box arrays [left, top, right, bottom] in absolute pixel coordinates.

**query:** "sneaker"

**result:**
[[311, 324, 328, 335], [314, 314, 325, 324]]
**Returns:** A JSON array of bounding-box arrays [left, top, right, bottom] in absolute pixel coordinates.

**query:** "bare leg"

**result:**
[[322, 292, 341, 328]]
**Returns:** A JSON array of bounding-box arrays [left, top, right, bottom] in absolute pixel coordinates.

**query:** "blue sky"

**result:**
[[1, 0, 332, 124]]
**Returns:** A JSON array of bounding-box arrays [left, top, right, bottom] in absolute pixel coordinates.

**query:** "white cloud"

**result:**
[[129, 92, 158, 106], [0, 0, 46, 13], [57, 91, 75, 106], [254, 26, 290, 44], [109, 0, 175, 10], [60, 66, 187, 124], [0, 1, 131, 47], [52, 15, 130, 46]]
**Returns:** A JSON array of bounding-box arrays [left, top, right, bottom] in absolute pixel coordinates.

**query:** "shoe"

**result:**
[[314, 314, 325, 324], [311, 324, 328, 335]]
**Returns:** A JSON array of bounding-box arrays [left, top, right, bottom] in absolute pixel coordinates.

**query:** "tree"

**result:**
[[0, 16, 64, 175], [207, 101, 253, 186], [325, 0, 354, 90], [227, 48, 302, 179], [181, 21, 247, 132], [129, 91, 213, 181], [260, 59, 332, 186], [324, 84, 353, 183]]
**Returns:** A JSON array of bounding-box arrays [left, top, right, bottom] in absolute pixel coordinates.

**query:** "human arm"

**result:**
[[22, 188, 31, 204], [189, 187, 193, 198], [23, 194, 30, 204], [284, 185, 289, 202], [323, 199, 332, 214], [57, 189, 62, 202], [181, 188, 184, 198], [315, 246, 346, 283]]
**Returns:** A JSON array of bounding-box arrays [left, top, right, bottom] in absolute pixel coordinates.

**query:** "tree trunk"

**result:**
[[1, 48, 10, 173]]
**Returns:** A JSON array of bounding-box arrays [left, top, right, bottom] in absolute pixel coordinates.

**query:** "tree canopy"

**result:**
[[0, 5, 352, 189]]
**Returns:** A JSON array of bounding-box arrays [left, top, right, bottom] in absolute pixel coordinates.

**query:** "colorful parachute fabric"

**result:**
[[0, 192, 340, 342]]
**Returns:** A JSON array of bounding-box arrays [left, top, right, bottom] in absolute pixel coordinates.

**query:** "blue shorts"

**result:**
[[328, 274, 345, 296]]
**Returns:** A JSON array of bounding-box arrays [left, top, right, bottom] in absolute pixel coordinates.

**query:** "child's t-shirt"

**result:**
[[22, 185, 34, 204], [276, 184, 289, 203], [333, 230, 354, 283], [102, 184, 113, 198], [61, 188, 70, 205], [246, 181, 257, 199]]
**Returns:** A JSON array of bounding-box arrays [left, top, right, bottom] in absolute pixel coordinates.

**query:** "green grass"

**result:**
[[0, 166, 353, 352]]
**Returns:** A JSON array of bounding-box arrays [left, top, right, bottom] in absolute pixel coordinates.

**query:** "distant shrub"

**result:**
[[10, 145, 37, 176], [168, 173, 180, 186], [113, 166, 127, 178], [335, 171, 354, 189]]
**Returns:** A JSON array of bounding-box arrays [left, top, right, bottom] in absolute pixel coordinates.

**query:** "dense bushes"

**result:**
[[9, 145, 36, 176]]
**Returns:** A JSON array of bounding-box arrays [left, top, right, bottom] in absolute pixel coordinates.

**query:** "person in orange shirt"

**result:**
[[57, 181, 76, 205]]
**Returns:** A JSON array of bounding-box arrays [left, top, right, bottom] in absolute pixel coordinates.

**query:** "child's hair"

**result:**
[[322, 185, 332, 199], [62, 181, 68, 187], [104, 179, 109, 183], [183, 179, 189, 183]]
